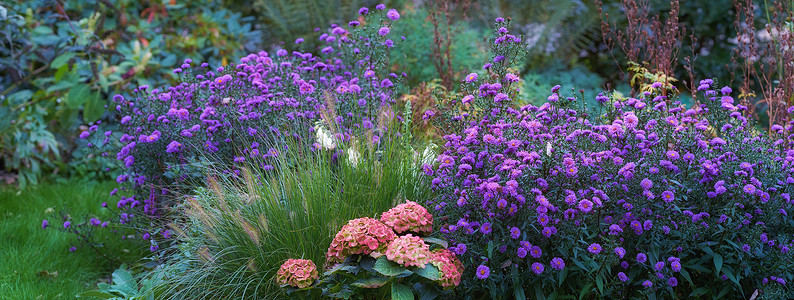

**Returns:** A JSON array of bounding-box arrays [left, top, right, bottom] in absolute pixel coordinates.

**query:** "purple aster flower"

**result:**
[[643, 280, 653, 288], [166, 141, 182, 153], [588, 243, 602, 254], [517, 247, 528, 258], [743, 184, 756, 194], [640, 178, 653, 190], [578, 199, 594, 213], [550, 257, 565, 270], [637, 253, 647, 263], [480, 222, 492, 234], [614, 247, 626, 258], [41, 219, 49, 229], [668, 277, 678, 287], [742, 244, 750, 252], [530, 246, 542, 258], [655, 261, 665, 271], [531, 262, 544, 274], [375, 4, 386, 9], [476, 265, 490, 279], [63, 221, 71, 228], [617, 272, 629, 282], [671, 261, 681, 272], [453, 243, 467, 255], [510, 227, 521, 239], [386, 9, 400, 20], [79, 131, 90, 139], [465, 72, 478, 83], [358, 7, 369, 15], [621, 261, 629, 269], [295, 38, 304, 44], [378, 27, 390, 36], [661, 190, 675, 203]]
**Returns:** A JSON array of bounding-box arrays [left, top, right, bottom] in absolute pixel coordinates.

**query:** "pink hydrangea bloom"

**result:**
[[429, 248, 464, 289], [385, 234, 431, 268], [326, 218, 397, 267], [276, 258, 318, 288], [380, 201, 433, 234]]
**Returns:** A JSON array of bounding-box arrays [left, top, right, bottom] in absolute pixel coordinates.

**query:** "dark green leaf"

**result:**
[[51, 52, 76, 69], [83, 92, 105, 122], [351, 276, 389, 288], [422, 237, 448, 248], [67, 84, 91, 109], [391, 283, 414, 300], [373, 256, 411, 276], [713, 254, 723, 275], [414, 263, 441, 281]]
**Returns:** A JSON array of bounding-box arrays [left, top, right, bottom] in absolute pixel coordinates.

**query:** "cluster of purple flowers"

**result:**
[[423, 18, 794, 297], [73, 5, 407, 251]]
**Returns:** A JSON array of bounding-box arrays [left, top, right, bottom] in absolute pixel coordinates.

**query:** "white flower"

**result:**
[[347, 147, 361, 167], [315, 125, 336, 150]]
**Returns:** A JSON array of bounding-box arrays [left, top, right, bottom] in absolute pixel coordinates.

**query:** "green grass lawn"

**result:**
[[0, 180, 145, 299]]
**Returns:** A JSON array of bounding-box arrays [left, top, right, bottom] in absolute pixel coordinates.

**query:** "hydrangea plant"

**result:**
[[281, 200, 462, 299]]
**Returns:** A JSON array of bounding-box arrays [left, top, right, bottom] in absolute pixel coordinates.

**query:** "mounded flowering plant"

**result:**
[[277, 259, 320, 289], [74, 4, 407, 252], [280, 200, 463, 299], [422, 17, 794, 299]]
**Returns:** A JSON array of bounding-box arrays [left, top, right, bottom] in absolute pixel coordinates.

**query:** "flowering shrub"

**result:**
[[424, 17, 794, 299], [277, 259, 320, 289], [78, 5, 407, 249], [325, 217, 397, 267], [380, 200, 434, 235], [281, 200, 462, 299], [385, 234, 432, 268]]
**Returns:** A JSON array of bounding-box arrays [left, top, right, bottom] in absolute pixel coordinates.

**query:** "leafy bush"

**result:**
[[424, 17, 794, 299], [389, 6, 488, 89], [0, 0, 260, 187]]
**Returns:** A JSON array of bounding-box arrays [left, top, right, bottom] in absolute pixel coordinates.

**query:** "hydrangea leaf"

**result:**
[[413, 263, 441, 280], [373, 256, 411, 277], [391, 283, 414, 300], [351, 276, 390, 288], [422, 237, 448, 248]]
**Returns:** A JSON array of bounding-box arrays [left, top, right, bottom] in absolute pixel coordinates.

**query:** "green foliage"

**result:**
[[389, 7, 488, 89], [147, 130, 433, 298], [519, 64, 609, 108], [470, 0, 602, 71], [0, 0, 260, 188], [0, 180, 143, 299], [78, 266, 157, 300], [301, 255, 446, 299]]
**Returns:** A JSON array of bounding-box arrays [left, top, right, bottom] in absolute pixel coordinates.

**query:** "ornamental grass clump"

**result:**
[[76, 5, 406, 250], [422, 17, 794, 299]]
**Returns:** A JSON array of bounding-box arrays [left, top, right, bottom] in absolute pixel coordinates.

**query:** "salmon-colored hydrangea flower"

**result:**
[[385, 234, 431, 268], [276, 258, 318, 288], [380, 201, 433, 234], [326, 218, 397, 266], [429, 248, 464, 288]]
